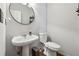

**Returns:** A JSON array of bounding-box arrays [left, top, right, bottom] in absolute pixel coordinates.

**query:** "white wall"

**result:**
[[0, 3, 6, 56], [6, 3, 46, 56], [47, 3, 79, 56]]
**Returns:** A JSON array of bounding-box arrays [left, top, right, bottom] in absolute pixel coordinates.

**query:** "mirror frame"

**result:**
[[9, 3, 35, 25]]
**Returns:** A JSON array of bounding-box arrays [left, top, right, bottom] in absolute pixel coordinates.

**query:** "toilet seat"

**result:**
[[44, 42, 61, 51]]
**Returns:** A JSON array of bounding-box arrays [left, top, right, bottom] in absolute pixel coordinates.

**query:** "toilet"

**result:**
[[39, 33, 61, 56]]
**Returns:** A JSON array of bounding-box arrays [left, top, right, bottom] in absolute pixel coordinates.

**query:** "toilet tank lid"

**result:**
[[39, 32, 47, 35]]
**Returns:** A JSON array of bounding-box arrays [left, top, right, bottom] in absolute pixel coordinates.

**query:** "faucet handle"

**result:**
[[29, 32, 32, 35]]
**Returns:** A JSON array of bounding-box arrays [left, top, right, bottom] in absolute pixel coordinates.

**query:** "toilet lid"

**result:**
[[45, 42, 61, 49]]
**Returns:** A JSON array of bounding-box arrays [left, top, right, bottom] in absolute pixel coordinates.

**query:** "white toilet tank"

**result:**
[[39, 32, 47, 43]]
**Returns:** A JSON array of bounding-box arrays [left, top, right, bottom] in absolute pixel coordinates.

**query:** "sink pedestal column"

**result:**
[[22, 45, 29, 56]]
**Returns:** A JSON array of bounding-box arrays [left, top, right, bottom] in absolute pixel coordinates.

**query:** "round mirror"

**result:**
[[9, 3, 35, 25]]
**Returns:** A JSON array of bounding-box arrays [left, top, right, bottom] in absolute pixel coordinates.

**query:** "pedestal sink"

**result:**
[[12, 34, 38, 56]]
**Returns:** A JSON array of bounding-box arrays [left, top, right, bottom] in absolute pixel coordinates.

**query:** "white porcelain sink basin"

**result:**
[[12, 34, 38, 46]]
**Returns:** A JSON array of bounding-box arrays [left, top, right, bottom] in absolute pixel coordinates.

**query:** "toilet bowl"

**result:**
[[44, 42, 61, 56], [39, 33, 61, 56]]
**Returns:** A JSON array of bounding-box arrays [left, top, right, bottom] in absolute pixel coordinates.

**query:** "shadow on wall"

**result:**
[[47, 35, 52, 42], [47, 35, 57, 43]]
